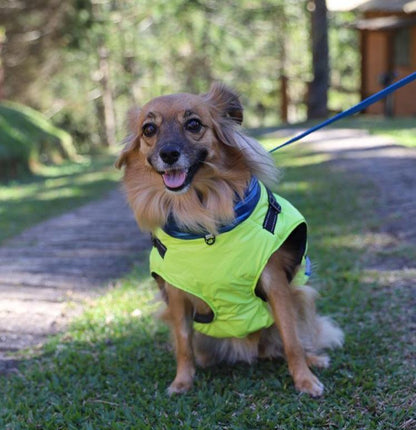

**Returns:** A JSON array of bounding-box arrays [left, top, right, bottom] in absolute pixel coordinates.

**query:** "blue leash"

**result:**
[[269, 71, 416, 153]]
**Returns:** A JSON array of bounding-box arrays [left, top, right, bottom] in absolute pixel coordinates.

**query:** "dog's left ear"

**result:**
[[115, 107, 141, 169], [203, 82, 243, 125]]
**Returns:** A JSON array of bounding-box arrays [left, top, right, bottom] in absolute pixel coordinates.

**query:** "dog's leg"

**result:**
[[261, 256, 324, 397], [165, 283, 195, 395]]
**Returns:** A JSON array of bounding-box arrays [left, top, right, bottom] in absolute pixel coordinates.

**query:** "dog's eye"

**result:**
[[185, 118, 202, 133], [142, 123, 157, 138]]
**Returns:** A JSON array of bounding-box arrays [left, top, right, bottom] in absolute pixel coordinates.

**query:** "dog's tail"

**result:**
[[315, 315, 344, 350], [293, 285, 344, 352], [233, 131, 281, 191]]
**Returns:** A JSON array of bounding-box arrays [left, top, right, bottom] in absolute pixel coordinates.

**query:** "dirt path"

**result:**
[[295, 128, 416, 245], [0, 128, 415, 372], [0, 189, 149, 372]]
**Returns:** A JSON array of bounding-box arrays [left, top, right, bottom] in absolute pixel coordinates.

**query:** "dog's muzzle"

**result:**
[[159, 144, 181, 166], [152, 144, 208, 193]]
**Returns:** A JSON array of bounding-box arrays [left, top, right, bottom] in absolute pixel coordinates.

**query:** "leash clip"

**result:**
[[204, 234, 216, 245]]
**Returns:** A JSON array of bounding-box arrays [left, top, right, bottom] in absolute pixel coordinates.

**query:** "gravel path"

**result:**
[[0, 189, 150, 372], [0, 128, 415, 372]]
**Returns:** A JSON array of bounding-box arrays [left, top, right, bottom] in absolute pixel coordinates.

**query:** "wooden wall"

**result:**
[[360, 12, 416, 116]]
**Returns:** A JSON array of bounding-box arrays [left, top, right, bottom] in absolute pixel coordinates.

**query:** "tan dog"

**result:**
[[116, 83, 343, 397]]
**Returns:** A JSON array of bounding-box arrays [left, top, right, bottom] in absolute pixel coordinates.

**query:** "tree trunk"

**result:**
[[307, 0, 329, 119], [0, 31, 4, 101], [98, 47, 116, 147]]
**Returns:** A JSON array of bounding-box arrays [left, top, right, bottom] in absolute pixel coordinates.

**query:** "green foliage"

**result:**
[[1, 1, 360, 150], [327, 11, 361, 112], [0, 140, 413, 429], [0, 102, 76, 179]]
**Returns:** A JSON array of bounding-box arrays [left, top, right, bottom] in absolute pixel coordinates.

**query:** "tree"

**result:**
[[1, 1, 359, 149], [307, 0, 329, 119], [0, 1, 73, 105]]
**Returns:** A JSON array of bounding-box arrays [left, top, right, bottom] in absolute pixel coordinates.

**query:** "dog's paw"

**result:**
[[306, 353, 330, 369], [294, 369, 324, 397], [167, 378, 193, 396]]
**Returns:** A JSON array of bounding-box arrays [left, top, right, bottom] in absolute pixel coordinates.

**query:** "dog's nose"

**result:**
[[159, 144, 181, 165]]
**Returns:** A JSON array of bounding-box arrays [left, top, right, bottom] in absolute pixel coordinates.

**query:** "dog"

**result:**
[[116, 83, 343, 397]]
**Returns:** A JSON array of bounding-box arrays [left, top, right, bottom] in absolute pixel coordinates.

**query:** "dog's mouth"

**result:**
[[161, 162, 203, 192], [162, 169, 188, 191]]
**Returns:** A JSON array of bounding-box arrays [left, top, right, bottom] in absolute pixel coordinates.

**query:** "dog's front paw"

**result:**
[[167, 377, 193, 395], [294, 369, 324, 397]]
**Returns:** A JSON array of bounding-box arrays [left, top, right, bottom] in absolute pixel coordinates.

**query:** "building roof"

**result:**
[[354, 15, 416, 30], [327, 0, 368, 11], [327, 0, 416, 13]]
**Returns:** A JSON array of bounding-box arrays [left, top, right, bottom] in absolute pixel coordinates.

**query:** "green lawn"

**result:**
[[0, 155, 120, 244], [252, 116, 416, 148], [339, 116, 416, 148], [1, 141, 413, 429]]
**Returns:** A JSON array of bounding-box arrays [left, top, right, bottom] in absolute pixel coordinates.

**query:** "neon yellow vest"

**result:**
[[150, 182, 309, 339]]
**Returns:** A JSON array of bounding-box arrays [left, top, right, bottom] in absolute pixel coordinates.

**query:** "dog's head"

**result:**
[[116, 83, 278, 233], [116, 83, 245, 193]]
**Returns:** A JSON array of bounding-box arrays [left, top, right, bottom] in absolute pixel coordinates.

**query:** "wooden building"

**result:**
[[328, 0, 416, 116]]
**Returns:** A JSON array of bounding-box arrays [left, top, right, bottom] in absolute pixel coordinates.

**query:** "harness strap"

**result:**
[[152, 187, 282, 259], [263, 188, 281, 234], [151, 235, 167, 258]]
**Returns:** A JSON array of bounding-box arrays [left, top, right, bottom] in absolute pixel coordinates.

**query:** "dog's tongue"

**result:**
[[162, 170, 187, 189]]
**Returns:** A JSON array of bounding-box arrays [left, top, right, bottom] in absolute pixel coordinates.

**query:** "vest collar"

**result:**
[[162, 176, 261, 240]]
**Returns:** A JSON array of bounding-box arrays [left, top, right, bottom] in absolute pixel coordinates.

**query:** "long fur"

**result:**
[[120, 141, 252, 234], [117, 83, 343, 396], [117, 83, 280, 235]]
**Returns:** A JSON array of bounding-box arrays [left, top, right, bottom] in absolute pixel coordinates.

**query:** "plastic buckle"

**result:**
[[204, 234, 216, 245]]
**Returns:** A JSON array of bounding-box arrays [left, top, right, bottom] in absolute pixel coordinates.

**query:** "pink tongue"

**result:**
[[162, 170, 187, 189]]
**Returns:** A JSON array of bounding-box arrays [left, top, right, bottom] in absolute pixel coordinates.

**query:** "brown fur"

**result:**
[[117, 83, 343, 397]]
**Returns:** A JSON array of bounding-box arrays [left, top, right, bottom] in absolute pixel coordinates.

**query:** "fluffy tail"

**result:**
[[292, 285, 344, 352], [316, 316, 344, 350]]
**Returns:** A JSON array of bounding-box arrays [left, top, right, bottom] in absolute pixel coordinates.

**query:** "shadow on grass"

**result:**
[[0, 155, 120, 244], [1, 146, 415, 428], [1, 273, 412, 429]]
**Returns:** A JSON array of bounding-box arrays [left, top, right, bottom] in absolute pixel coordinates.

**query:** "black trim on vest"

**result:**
[[263, 188, 282, 234], [193, 311, 214, 324], [151, 235, 167, 259], [254, 286, 268, 302]]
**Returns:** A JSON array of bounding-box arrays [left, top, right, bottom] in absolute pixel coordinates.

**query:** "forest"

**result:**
[[0, 0, 358, 154]]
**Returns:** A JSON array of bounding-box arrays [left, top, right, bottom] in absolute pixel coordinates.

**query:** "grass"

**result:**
[[251, 116, 416, 148], [1, 140, 414, 429], [0, 154, 120, 244], [338, 116, 416, 148]]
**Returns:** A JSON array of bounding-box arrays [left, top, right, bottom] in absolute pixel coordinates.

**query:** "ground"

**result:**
[[0, 128, 414, 373], [0, 190, 149, 372]]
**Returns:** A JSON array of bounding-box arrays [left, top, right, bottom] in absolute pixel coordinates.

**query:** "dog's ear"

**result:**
[[115, 107, 141, 169], [203, 82, 243, 125]]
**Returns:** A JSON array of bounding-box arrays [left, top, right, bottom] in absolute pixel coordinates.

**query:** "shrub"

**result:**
[[0, 102, 76, 179]]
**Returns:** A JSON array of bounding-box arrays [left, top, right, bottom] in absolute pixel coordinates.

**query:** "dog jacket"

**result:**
[[150, 178, 310, 339]]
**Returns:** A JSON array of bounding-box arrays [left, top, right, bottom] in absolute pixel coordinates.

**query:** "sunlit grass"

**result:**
[[0, 155, 120, 244], [1, 140, 414, 428], [339, 116, 416, 147], [255, 116, 416, 149]]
